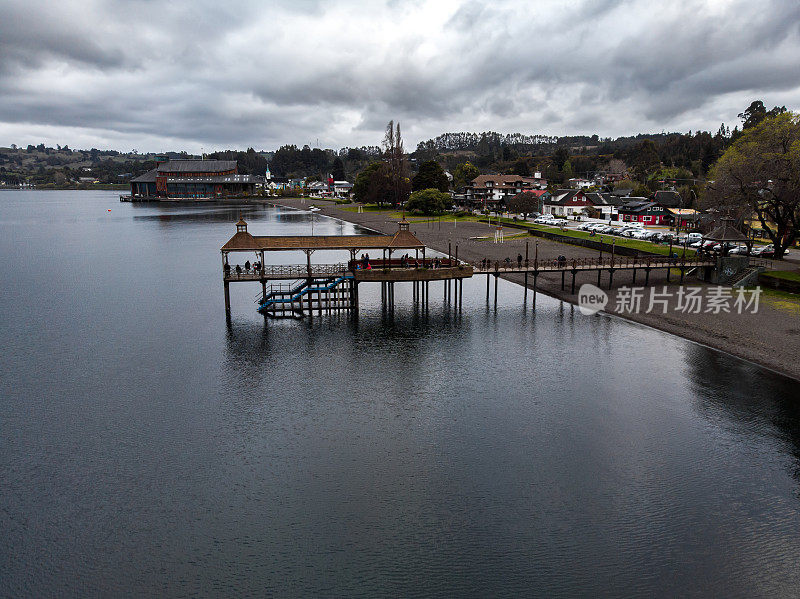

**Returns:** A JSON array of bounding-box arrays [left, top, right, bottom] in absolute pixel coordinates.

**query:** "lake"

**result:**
[[2, 190, 799, 597]]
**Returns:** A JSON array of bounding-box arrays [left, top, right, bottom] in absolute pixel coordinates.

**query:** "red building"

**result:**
[[130, 159, 255, 200], [618, 200, 670, 225]]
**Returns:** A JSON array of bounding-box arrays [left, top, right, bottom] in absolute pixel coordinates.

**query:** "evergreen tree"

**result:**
[[412, 160, 449, 192]]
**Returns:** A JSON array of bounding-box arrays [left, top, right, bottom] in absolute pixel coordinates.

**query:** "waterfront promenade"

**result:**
[[273, 198, 800, 380]]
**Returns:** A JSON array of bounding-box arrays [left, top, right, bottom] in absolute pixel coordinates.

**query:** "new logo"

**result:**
[[578, 284, 608, 315]]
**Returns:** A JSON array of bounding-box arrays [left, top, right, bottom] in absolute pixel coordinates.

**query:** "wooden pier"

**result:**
[[220, 217, 715, 319], [221, 217, 472, 318]]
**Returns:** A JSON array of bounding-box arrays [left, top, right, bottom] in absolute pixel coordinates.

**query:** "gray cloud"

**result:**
[[0, 0, 798, 152]]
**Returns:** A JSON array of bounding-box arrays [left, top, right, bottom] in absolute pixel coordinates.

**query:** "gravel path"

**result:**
[[272, 198, 800, 381]]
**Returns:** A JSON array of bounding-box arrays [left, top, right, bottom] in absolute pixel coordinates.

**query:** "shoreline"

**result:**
[[270, 198, 800, 381]]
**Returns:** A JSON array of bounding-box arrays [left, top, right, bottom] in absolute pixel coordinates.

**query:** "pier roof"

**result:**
[[221, 218, 426, 252]]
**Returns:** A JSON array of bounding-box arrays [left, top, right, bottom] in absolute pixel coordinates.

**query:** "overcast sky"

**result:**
[[1, 0, 798, 153]]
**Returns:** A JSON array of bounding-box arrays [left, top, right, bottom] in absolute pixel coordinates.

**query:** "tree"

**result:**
[[453, 161, 479, 190], [562, 160, 574, 179], [383, 120, 410, 206], [506, 192, 540, 216], [738, 100, 787, 131], [631, 140, 660, 182], [606, 158, 627, 175], [510, 158, 530, 176], [632, 184, 652, 198], [707, 112, 800, 258], [331, 157, 345, 180], [406, 188, 449, 215], [352, 162, 393, 205], [412, 160, 448, 192], [553, 148, 569, 170]]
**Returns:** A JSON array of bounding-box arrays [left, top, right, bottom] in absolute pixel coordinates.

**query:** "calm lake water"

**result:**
[[2, 190, 800, 597]]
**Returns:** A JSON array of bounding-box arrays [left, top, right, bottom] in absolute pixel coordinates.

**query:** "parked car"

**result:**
[[686, 232, 703, 243], [660, 233, 679, 244], [752, 244, 775, 257]]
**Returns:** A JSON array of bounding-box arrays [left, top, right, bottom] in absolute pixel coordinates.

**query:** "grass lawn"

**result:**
[[752, 287, 800, 315], [760, 270, 800, 283], [338, 204, 481, 223], [339, 204, 394, 213], [405, 214, 481, 223]]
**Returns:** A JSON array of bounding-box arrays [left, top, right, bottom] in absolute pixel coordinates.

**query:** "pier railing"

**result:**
[[225, 263, 349, 281], [473, 255, 714, 273]]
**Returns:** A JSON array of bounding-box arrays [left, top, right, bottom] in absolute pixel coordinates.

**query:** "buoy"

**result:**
[[107, 209, 111, 212]]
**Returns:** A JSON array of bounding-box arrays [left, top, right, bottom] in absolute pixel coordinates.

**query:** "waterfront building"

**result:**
[[584, 192, 626, 220], [463, 175, 544, 207], [618, 199, 670, 224], [542, 189, 594, 216], [130, 159, 255, 200]]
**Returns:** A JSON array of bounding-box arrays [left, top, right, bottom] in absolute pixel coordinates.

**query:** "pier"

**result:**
[[221, 217, 715, 318], [221, 217, 472, 318]]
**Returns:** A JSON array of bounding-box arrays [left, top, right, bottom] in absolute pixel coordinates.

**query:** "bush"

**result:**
[[406, 188, 449, 215]]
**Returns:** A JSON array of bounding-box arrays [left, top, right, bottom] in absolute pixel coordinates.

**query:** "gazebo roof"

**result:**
[[221, 231, 260, 250], [388, 228, 425, 249], [703, 217, 749, 242]]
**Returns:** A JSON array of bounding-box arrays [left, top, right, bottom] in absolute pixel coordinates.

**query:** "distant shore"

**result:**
[[271, 197, 800, 381], [0, 184, 129, 191]]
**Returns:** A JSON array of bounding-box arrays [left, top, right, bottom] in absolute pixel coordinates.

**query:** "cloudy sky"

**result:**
[[1, 0, 798, 153]]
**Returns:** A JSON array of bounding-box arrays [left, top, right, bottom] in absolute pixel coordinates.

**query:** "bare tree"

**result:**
[[607, 158, 627, 175]]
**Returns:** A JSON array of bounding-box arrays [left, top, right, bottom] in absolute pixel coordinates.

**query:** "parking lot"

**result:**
[[528, 215, 785, 258]]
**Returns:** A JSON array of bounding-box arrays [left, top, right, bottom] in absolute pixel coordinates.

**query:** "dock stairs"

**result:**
[[256, 275, 355, 318]]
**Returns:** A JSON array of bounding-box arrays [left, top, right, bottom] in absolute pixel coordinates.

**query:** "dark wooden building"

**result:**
[[130, 159, 255, 200]]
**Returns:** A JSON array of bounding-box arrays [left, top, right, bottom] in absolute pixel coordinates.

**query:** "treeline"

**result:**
[[206, 148, 270, 176], [411, 101, 786, 185], [266, 144, 382, 179]]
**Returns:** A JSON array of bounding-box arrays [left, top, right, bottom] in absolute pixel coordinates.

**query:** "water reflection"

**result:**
[[686, 345, 800, 485], [4, 192, 800, 596]]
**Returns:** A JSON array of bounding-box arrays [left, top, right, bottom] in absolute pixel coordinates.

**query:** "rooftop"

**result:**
[[157, 160, 238, 174]]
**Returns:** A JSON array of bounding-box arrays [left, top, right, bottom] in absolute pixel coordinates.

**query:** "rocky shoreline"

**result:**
[[272, 198, 800, 381]]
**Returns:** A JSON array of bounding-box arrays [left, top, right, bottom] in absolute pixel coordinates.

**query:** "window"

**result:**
[[643, 216, 651, 222]]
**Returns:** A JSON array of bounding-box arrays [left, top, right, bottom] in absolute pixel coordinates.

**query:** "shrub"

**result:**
[[406, 188, 449, 215]]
